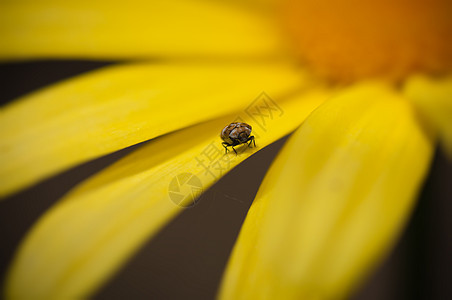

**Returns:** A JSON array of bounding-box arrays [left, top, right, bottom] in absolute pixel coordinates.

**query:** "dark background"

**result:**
[[0, 61, 451, 299]]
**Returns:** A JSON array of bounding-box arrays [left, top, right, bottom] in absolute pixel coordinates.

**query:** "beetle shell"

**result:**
[[221, 122, 252, 145]]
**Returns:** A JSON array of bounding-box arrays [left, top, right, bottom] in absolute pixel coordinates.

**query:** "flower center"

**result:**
[[281, 0, 452, 82]]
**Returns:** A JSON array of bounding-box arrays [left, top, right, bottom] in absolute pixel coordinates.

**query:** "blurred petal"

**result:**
[[0, 62, 306, 197], [0, 0, 285, 60], [219, 82, 434, 300], [404, 74, 452, 159], [5, 87, 330, 299]]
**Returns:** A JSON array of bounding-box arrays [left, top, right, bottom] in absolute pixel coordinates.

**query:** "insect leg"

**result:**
[[222, 142, 230, 154], [247, 136, 255, 148]]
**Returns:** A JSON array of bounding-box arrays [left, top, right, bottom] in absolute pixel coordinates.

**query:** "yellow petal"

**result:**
[[0, 0, 285, 60], [404, 74, 452, 159], [0, 62, 306, 197], [219, 82, 434, 300], [5, 87, 330, 299]]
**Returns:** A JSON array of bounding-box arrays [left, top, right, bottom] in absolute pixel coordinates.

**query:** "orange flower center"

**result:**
[[281, 0, 452, 82]]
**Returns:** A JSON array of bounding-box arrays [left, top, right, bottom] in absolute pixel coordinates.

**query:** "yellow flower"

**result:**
[[0, 0, 451, 299]]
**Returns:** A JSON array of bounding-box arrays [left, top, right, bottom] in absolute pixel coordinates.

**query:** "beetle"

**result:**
[[220, 122, 256, 154]]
